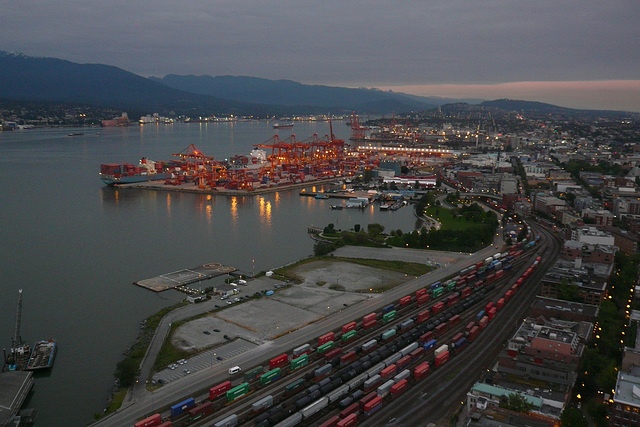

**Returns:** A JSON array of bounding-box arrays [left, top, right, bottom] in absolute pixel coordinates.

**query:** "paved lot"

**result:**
[[332, 245, 472, 267]]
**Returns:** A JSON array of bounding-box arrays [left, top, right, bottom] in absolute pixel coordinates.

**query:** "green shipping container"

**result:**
[[226, 382, 249, 402], [260, 368, 281, 385], [290, 354, 309, 370], [317, 341, 335, 354], [432, 287, 444, 298], [244, 366, 264, 381], [285, 378, 305, 394], [342, 330, 357, 342], [382, 311, 396, 323], [382, 329, 396, 340], [447, 281, 456, 291]]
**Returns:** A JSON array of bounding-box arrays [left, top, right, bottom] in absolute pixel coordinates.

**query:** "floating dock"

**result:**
[[134, 263, 236, 292]]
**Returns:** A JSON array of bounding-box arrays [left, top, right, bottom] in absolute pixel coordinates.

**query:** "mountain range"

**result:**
[[0, 51, 631, 118]]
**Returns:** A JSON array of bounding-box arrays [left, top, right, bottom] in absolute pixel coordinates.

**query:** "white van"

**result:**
[[229, 366, 241, 375]]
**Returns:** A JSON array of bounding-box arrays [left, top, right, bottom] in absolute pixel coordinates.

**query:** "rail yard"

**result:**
[[110, 223, 558, 427]]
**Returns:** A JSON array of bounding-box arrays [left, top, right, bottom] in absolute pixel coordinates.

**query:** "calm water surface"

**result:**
[[0, 122, 418, 426]]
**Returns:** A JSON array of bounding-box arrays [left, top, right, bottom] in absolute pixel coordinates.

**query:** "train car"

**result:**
[[361, 339, 377, 353], [448, 314, 461, 328], [363, 396, 383, 416], [380, 364, 397, 379], [393, 369, 411, 383], [363, 375, 383, 393], [188, 401, 213, 421], [478, 316, 489, 330], [504, 290, 513, 302], [417, 309, 430, 323], [476, 310, 485, 321], [446, 293, 459, 306], [293, 343, 311, 357], [432, 302, 445, 314], [416, 288, 427, 299], [317, 341, 335, 354], [434, 344, 448, 357], [446, 281, 456, 292], [423, 339, 437, 352], [325, 348, 343, 362], [382, 304, 395, 314], [341, 322, 357, 335], [495, 269, 505, 280], [381, 328, 397, 341], [496, 298, 505, 310], [319, 332, 335, 347], [485, 302, 494, 313], [453, 337, 467, 351], [434, 351, 450, 367], [468, 326, 480, 342], [274, 412, 302, 427], [170, 398, 195, 418], [244, 366, 264, 383], [452, 333, 464, 345], [340, 351, 357, 366], [377, 379, 395, 398], [134, 414, 162, 427], [417, 293, 430, 306], [252, 396, 274, 413], [382, 310, 396, 324], [409, 347, 424, 362], [315, 364, 333, 380], [359, 391, 378, 411], [319, 416, 340, 427], [340, 402, 360, 419], [213, 414, 238, 427], [432, 287, 444, 298], [414, 362, 430, 381], [487, 307, 497, 321], [284, 378, 306, 396], [336, 413, 358, 427], [301, 397, 329, 419], [429, 281, 442, 290], [461, 287, 472, 299], [399, 295, 412, 306], [419, 331, 433, 344], [270, 353, 289, 370], [399, 319, 414, 331], [434, 323, 448, 337], [328, 385, 350, 404], [400, 342, 419, 356], [465, 321, 475, 333], [260, 368, 282, 386], [291, 354, 309, 371], [390, 379, 408, 398], [210, 381, 232, 400]]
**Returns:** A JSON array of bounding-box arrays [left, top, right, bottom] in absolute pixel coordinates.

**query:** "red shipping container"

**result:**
[[468, 326, 480, 342], [435, 351, 449, 367], [399, 295, 411, 306], [497, 298, 505, 310], [363, 319, 377, 330], [416, 288, 427, 298], [359, 392, 378, 411], [488, 307, 497, 320], [505, 290, 513, 301], [414, 361, 430, 380], [496, 270, 504, 279], [449, 314, 461, 327], [474, 280, 484, 289], [461, 287, 472, 298], [380, 364, 397, 378], [485, 302, 494, 313], [363, 313, 377, 323], [465, 321, 475, 333], [434, 323, 448, 337], [337, 413, 358, 427], [319, 416, 340, 427], [390, 379, 408, 397], [417, 309, 430, 323], [363, 396, 383, 415], [325, 347, 343, 361], [479, 316, 489, 329], [157, 422, 172, 427], [452, 333, 464, 344], [417, 294, 430, 306], [269, 353, 289, 370], [446, 293, 459, 306], [341, 322, 357, 335], [475, 261, 484, 269], [486, 273, 496, 283], [340, 351, 357, 365], [340, 402, 360, 419], [319, 332, 335, 346], [135, 414, 162, 427], [410, 347, 424, 362], [188, 401, 213, 417], [510, 284, 518, 293], [396, 355, 411, 370], [419, 331, 433, 343], [209, 381, 231, 400], [432, 302, 445, 314]]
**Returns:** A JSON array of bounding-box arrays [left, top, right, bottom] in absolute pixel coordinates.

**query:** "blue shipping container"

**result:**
[[429, 281, 442, 290], [476, 310, 485, 321], [454, 338, 467, 350], [423, 339, 437, 352], [171, 397, 196, 418], [382, 304, 395, 314]]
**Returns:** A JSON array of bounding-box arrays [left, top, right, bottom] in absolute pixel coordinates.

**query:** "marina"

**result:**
[[134, 263, 236, 292]]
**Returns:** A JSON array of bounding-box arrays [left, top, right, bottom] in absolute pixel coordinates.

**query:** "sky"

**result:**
[[2, 0, 639, 112]]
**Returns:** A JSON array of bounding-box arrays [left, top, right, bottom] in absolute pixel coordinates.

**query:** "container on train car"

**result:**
[[341, 321, 357, 335], [381, 329, 396, 341], [399, 318, 414, 331], [432, 302, 445, 314], [390, 379, 408, 397], [423, 339, 437, 352], [488, 307, 497, 320], [269, 353, 288, 370], [417, 309, 430, 323], [432, 287, 444, 298], [317, 341, 335, 354], [319, 332, 335, 346], [363, 374, 383, 392], [394, 369, 411, 384], [209, 381, 232, 400], [496, 298, 505, 310], [468, 326, 480, 342], [319, 416, 341, 427], [476, 310, 485, 321], [416, 288, 427, 298], [324, 347, 343, 362], [315, 363, 333, 379], [340, 351, 357, 366], [382, 304, 395, 314], [170, 397, 195, 418], [417, 293, 431, 306], [337, 413, 358, 427], [284, 378, 305, 395], [361, 339, 377, 353], [448, 314, 461, 327], [213, 414, 238, 427], [505, 290, 513, 301], [414, 361, 430, 380], [399, 295, 411, 306], [465, 321, 475, 333], [382, 310, 396, 323], [479, 316, 489, 329], [434, 344, 449, 357], [454, 337, 467, 350], [446, 293, 459, 306], [244, 366, 263, 382], [410, 347, 424, 362], [251, 396, 274, 413], [340, 402, 360, 419], [290, 354, 309, 370], [380, 364, 397, 378], [293, 343, 311, 357], [363, 396, 383, 416], [434, 323, 448, 337], [134, 414, 162, 427], [377, 379, 395, 397], [260, 368, 281, 385], [435, 351, 450, 367], [419, 331, 433, 343], [485, 302, 494, 313]]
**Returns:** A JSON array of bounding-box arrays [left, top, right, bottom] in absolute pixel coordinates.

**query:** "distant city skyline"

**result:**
[[2, 1, 639, 112]]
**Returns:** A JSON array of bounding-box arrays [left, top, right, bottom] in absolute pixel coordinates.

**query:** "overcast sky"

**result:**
[[2, 0, 639, 111]]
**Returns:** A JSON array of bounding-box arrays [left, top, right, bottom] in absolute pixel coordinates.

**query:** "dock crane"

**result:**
[[4, 289, 29, 370]]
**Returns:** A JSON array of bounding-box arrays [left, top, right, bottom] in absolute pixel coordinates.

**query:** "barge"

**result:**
[[25, 340, 57, 371]]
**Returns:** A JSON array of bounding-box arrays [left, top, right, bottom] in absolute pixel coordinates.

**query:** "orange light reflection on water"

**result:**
[[259, 197, 272, 228], [230, 197, 238, 226]]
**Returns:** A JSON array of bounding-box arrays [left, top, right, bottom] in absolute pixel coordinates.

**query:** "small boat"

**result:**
[[315, 194, 330, 199], [330, 205, 343, 210], [68, 132, 84, 136]]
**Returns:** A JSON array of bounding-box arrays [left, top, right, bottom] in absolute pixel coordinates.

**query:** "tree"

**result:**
[[367, 223, 385, 236], [354, 224, 361, 233], [560, 407, 588, 427], [363, 169, 374, 184], [501, 393, 534, 413], [115, 358, 139, 388]]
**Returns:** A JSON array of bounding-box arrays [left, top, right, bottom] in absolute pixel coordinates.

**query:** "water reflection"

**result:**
[[258, 197, 272, 229], [230, 196, 238, 227]]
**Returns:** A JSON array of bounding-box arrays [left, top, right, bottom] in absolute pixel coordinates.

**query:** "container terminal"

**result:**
[[99, 116, 453, 195]]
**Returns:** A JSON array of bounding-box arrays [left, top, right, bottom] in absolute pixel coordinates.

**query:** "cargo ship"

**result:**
[[99, 157, 170, 185], [26, 339, 57, 371], [272, 122, 294, 129]]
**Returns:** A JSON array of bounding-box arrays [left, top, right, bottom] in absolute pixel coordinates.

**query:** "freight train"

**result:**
[[133, 243, 541, 427]]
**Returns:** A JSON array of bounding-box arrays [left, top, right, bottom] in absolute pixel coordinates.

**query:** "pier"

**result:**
[[134, 263, 236, 292]]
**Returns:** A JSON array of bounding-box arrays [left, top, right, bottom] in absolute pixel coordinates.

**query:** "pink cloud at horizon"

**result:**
[[377, 81, 640, 113]]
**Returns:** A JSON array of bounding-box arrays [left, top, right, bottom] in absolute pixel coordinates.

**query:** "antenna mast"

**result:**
[[13, 289, 24, 349]]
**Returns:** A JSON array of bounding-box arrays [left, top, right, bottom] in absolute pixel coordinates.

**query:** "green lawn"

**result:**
[[425, 206, 487, 231]]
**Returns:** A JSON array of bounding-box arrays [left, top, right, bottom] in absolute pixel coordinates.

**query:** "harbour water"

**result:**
[[0, 121, 419, 425]]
